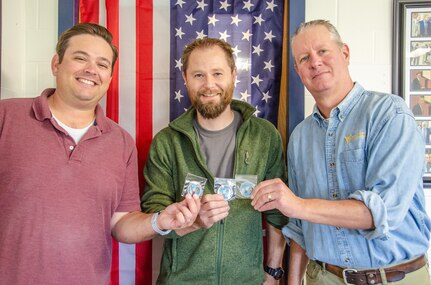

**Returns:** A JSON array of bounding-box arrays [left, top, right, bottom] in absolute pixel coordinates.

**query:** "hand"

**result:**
[[157, 194, 201, 231], [195, 194, 229, 229], [251, 178, 302, 217]]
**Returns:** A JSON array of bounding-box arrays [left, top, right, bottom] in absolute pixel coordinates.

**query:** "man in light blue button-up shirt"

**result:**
[[251, 20, 431, 285]]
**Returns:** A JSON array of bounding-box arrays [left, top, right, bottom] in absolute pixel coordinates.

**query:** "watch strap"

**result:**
[[264, 265, 284, 280], [151, 212, 172, 236]]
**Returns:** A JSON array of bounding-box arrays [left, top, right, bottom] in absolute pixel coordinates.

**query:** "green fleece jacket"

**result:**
[[141, 100, 287, 285]]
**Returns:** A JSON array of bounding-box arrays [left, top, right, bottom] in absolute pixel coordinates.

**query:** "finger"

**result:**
[[201, 193, 225, 203], [254, 199, 276, 213], [175, 210, 187, 224], [200, 211, 229, 227], [251, 188, 269, 207], [200, 203, 229, 219], [250, 178, 280, 198], [251, 179, 284, 205], [183, 193, 200, 214], [210, 211, 229, 222], [175, 204, 193, 223], [252, 189, 276, 209], [204, 204, 230, 217], [251, 180, 276, 200], [201, 199, 229, 211], [158, 206, 180, 230]]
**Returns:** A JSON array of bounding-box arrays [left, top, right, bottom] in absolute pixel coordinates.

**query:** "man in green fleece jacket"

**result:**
[[141, 38, 287, 285]]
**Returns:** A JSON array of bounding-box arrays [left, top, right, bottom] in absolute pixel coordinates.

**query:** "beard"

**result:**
[[190, 82, 234, 119]]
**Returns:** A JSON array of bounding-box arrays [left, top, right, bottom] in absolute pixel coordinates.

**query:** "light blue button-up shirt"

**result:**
[[283, 83, 431, 268]]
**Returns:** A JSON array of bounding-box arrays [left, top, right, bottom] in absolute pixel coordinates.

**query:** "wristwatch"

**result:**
[[264, 265, 284, 280], [151, 212, 172, 236]]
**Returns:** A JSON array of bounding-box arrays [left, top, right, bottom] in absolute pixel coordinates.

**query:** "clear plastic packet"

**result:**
[[235, 174, 257, 199], [181, 173, 207, 197], [214, 177, 236, 201]]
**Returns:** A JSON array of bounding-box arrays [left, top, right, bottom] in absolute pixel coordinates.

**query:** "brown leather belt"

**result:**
[[315, 255, 426, 285]]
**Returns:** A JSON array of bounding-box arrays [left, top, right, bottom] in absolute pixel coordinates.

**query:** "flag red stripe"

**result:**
[[105, 0, 120, 123], [135, 1, 154, 284], [79, 0, 99, 23], [104, 1, 120, 284], [109, 241, 120, 285]]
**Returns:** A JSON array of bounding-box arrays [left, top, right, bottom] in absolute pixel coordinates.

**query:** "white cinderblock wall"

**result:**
[[303, 0, 392, 116], [1, 0, 57, 99]]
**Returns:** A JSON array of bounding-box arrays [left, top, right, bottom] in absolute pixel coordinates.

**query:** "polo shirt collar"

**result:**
[[33, 88, 112, 133]]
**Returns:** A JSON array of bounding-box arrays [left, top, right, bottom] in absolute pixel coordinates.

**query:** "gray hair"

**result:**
[[291, 19, 344, 48]]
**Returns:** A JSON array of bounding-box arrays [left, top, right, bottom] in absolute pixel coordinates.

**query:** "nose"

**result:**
[[203, 76, 215, 88], [309, 53, 322, 69], [84, 61, 97, 74]]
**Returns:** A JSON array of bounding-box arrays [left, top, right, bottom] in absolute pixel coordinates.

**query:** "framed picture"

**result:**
[[393, 0, 431, 184]]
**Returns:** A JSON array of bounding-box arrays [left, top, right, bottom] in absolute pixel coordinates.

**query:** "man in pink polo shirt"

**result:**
[[0, 23, 200, 284]]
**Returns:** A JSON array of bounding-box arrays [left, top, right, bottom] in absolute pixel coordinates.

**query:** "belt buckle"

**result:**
[[342, 268, 357, 285]]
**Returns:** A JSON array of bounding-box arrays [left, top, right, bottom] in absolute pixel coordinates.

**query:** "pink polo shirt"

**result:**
[[0, 89, 141, 284]]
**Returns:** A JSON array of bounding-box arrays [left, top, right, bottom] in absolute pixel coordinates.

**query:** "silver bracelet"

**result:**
[[151, 212, 172, 236]]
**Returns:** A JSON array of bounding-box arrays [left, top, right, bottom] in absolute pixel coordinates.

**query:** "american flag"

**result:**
[[170, 0, 284, 124], [58, 0, 287, 284]]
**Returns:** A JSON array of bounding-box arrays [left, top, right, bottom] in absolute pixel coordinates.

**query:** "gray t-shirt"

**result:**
[[193, 111, 242, 178]]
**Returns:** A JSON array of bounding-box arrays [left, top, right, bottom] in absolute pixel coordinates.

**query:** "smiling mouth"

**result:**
[[77, 78, 97, 86], [312, 71, 329, 80], [201, 93, 220, 97]]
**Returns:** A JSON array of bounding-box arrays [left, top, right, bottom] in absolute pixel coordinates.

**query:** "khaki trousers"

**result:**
[[305, 259, 430, 285]]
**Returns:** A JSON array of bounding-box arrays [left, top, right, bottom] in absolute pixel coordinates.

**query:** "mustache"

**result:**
[[199, 88, 222, 94]]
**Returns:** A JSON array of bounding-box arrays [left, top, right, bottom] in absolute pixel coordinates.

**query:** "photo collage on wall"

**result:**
[[407, 9, 431, 176]]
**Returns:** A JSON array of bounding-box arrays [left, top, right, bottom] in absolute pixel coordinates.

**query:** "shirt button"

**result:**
[[332, 193, 338, 198], [336, 227, 341, 230], [344, 258, 350, 263], [69, 146, 74, 150]]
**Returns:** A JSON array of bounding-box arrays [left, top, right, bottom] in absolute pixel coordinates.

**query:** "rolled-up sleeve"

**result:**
[[349, 110, 424, 240], [282, 218, 306, 249]]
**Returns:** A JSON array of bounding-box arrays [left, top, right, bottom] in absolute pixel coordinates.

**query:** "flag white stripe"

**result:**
[[119, 242, 137, 284], [119, 0, 137, 139], [99, 0, 106, 26], [151, 2, 171, 281], [153, 1, 171, 135], [99, 2, 107, 111], [117, 1, 138, 284]]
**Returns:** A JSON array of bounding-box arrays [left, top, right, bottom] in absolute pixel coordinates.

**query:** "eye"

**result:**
[[97, 63, 109, 69], [214, 72, 223, 77], [194, 73, 204, 79], [298, 55, 309, 64], [318, 49, 327, 55], [74, 56, 86, 62]]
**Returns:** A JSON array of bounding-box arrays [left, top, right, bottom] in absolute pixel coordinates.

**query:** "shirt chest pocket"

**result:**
[[339, 148, 366, 191]]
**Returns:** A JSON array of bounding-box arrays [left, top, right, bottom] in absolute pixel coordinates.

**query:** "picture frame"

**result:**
[[393, 0, 431, 184]]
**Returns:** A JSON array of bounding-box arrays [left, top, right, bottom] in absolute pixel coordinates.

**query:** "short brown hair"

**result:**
[[181, 38, 236, 73], [56, 23, 118, 72]]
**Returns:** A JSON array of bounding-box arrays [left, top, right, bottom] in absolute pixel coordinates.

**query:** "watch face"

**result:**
[[265, 266, 284, 280], [274, 269, 283, 279]]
